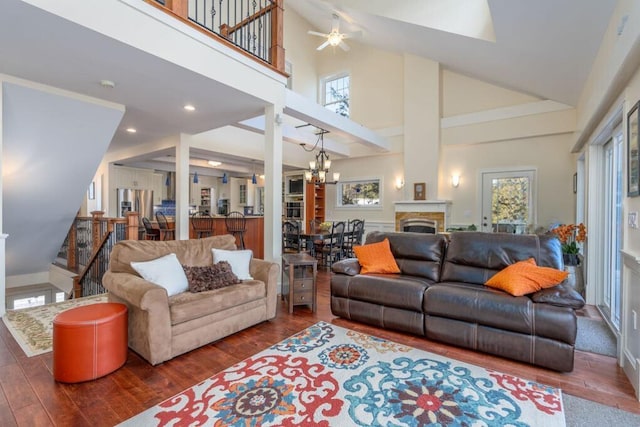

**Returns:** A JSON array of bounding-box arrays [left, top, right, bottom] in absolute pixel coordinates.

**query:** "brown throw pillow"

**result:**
[[182, 261, 241, 293]]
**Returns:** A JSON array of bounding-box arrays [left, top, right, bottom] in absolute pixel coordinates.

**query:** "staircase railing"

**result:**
[[149, 0, 285, 73], [58, 212, 140, 297]]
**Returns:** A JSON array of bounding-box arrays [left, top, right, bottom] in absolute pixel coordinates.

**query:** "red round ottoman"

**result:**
[[53, 302, 128, 383]]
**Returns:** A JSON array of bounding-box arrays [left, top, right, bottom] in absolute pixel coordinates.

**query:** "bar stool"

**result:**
[[155, 212, 175, 240], [191, 212, 214, 238], [225, 211, 247, 249]]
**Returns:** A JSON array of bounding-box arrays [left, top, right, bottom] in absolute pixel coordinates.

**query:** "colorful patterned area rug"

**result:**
[[120, 321, 565, 426], [1, 293, 107, 357]]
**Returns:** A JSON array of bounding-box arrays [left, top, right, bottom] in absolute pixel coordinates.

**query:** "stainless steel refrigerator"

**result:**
[[117, 189, 154, 220]]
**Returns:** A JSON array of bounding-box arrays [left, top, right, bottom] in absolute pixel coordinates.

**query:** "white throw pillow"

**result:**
[[212, 248, 253, 280], [130, 253, 189, 297]]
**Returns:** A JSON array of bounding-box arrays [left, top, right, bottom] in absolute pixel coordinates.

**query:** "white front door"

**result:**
[[481, 170, 536, 234]]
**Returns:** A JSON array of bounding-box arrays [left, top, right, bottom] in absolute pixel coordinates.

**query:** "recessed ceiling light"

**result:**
[[126, 127, 137, 133], [100, 80, 116, 88], [184, 104, 196, 111], [208, 160, 221, 167]]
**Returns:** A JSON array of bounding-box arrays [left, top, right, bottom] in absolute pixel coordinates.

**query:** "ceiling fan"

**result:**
[[308, 14, 361, 51]]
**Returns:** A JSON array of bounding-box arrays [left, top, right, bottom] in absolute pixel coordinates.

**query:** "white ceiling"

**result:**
[[288, 0, 618, 106], [0, 0, 619, 174]]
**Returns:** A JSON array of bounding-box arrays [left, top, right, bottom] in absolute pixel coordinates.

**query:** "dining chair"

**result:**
[[321, 221, 346, 266], [141, 217, 160, 241], [155, 212, 175, 240], [282, 220, 301, 253], [225, 211, 247, 249], [191, 212, 214, 238], [343, 219, 365, 258]]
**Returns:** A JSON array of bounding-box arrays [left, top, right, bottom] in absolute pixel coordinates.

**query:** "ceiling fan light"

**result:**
[[328, 32, 342, 46]]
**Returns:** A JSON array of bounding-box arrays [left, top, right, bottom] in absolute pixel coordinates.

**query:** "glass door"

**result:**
[[601, 129, 623, 329], [481, 170, 536, 234]]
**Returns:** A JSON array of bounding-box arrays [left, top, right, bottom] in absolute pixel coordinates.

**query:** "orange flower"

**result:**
[[551, 223, 587, 254]]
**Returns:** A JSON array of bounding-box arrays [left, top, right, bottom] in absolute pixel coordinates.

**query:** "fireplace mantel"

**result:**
[[394, 200, 452, 232]]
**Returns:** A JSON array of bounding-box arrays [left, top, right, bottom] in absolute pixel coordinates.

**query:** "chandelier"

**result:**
[[303, 129, 340, 184]]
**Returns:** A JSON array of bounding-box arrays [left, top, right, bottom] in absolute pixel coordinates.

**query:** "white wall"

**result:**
[[315, 41, 404, 129], [283, 7, 318, 101], [438, 134, 576, 228], [573, 0, 640, 398], [325, 153, 404, 223]]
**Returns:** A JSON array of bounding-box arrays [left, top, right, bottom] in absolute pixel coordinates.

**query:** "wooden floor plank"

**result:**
[[0, 267, 638, 425]]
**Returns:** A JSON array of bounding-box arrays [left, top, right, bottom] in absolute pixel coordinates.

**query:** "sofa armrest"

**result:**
[[249, 258, 280, 320], [102, 271, 173, 365], [332, 258, 361, 276], [530, 283, 585, 309]]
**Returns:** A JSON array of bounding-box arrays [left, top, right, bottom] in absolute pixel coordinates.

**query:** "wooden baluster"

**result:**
[[67, 221, 77, 271]]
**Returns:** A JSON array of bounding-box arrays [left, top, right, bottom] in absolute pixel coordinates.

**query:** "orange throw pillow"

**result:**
[[353, 238, 401, 274], [485, 258, 568, 296]]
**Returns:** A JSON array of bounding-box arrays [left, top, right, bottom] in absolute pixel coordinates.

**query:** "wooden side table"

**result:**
[[282, 253, 317, 313]]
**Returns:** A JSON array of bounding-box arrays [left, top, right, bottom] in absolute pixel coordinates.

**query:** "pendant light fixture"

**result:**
[[222, 172, 228, 184], [301, 128, 340, 184], [251, 160, 258, 184], [193, 171, 199, 184]]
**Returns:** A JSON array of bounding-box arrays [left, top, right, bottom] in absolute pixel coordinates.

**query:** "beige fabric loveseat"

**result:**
[[103, 235, 279, 365]]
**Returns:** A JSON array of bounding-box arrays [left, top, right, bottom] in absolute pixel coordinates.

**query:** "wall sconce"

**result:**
[[451, 175, 460, 188], [395, 177, 405, 190]]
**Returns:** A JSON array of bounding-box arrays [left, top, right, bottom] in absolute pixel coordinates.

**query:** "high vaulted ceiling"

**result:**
[[288, 0, 618, 106], [0, 0, 620, 175]]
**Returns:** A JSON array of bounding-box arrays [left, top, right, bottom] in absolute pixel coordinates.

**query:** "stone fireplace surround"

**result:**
[[394, 200, 452, 233]]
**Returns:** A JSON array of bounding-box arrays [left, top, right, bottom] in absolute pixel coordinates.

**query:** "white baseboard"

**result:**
[[622, 348, 640, 400]]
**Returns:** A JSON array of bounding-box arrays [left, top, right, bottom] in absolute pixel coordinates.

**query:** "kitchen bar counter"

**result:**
[[189, 216, 264, 259]]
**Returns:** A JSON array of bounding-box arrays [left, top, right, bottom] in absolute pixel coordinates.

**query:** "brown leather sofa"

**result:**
[[331, 231, 585, 372]]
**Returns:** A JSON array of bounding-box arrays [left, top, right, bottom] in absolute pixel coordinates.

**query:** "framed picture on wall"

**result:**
[[414, 182, 426, 200], [628, 100, 640, 197]]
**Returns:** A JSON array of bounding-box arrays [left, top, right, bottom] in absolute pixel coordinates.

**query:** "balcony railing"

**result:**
[[150, 0, 285, 73]]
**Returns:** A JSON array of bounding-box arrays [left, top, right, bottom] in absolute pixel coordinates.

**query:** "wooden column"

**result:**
[[270, 0, 285, 73], [91, 211, 105, 253], [126, 212, 140, 240], [165, 0, 188, 19]]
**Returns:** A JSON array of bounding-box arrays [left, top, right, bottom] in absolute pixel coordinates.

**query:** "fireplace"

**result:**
[[394, 200, 451, 233], [400, 217, 437, 234]]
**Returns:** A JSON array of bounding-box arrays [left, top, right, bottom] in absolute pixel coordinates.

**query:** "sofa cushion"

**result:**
[[364, 231, 447, 281], [109, 235, 237, 275], [424, 284, 576, 343], [441, 232, 563, 286], [485, 259, 568, 296], [212, 248, 253, 280], [130, 253, 189, 297], [347, 274, 433, 312], [353, 238, 400, 274], [169, 280, 266, 325], [183, 261, 240, 293]]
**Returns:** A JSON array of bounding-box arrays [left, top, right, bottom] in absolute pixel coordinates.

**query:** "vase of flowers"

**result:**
[[551, 223, 586, 266], [551, 223, 587, 296]]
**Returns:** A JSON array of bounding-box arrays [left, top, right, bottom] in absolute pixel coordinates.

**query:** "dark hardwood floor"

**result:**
[[0, 268, 638, 426]]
